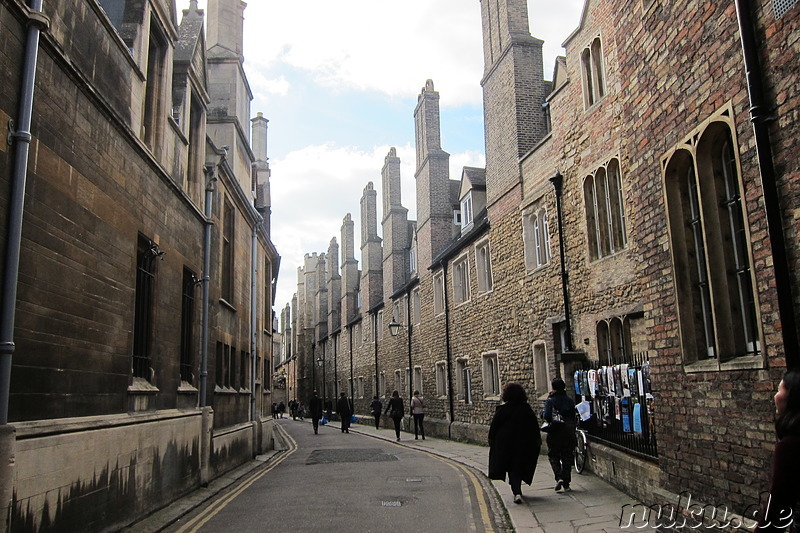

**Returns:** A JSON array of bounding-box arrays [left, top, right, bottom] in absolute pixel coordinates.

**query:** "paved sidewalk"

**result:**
[[344, 418, 647, 533]]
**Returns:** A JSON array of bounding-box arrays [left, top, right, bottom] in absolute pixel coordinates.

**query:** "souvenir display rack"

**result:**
[[573, 350, 658, 459]]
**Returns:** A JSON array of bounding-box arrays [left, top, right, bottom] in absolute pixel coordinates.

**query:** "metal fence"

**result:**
[[573, 351, 658, 460]]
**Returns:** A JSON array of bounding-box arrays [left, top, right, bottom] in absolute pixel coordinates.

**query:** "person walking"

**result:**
[[488, 382, 542, 504], [337, 392, 352, 433], [385, 390, 405, 441], [758, 370, 800, 532], [309, 390, 324, 435], [411, 390, 425, 440], [290, 399, 298, 420], [370, 396, 383, 430], [543, 377, 577, 492], [324, 398, 333, 421], [277, 401, 285, 419]]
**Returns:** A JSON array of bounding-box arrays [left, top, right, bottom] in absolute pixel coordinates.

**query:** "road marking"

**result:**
[[175, 423, 298, 533], [383, 439, 496, 532]]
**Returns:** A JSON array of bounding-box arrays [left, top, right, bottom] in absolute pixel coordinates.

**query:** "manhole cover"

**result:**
[[381, 501, 402, 507], [306, 448, 398, 465]]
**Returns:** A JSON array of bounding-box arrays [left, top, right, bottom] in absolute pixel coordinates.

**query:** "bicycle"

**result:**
[[574, 425, 589, 474]]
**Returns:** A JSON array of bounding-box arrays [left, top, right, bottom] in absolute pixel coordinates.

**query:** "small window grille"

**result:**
[[773, 0, 797, 17]]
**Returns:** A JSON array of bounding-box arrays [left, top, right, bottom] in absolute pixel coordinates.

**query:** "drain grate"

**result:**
[[306, 448, 398, 465]]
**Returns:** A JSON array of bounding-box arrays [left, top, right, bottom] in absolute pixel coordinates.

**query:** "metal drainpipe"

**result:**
[[200, 163, 219, 408], [0, 0, 47, 424], [442, 264, 455, 431], [373, 312, 379, 397], [249, 220, 260, 420], [550, 172, 575, 352], [405, 289, 413, 407], [734, 0, 799, 368]]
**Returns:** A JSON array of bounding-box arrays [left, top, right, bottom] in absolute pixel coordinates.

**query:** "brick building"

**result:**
[[287, 0, 799, 522], [0, 0, 279, 530]]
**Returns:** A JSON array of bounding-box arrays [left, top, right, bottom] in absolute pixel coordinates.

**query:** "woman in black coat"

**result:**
[[384, 390, 405, 441], [488, 382, 542, 504]]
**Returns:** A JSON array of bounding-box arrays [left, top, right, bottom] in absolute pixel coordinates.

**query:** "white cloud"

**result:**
[[188, 1, 584, 108]]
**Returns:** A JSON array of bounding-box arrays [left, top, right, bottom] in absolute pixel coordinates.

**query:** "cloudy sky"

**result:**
[[179, 0, 585, 313]]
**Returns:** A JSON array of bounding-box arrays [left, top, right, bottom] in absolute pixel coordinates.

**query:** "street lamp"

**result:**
[[388, 319, 414, 406], [387, 320, 403, 337]]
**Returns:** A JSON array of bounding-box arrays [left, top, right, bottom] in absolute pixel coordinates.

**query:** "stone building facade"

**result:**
[[288, 0, 799, 521], [0, 0, 280, 530]]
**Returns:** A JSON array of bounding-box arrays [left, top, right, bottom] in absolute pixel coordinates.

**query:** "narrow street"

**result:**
[[165, 419, 510, 533]]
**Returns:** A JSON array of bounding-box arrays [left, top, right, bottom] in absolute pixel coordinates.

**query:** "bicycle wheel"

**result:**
[[574, 431, 587, 474]]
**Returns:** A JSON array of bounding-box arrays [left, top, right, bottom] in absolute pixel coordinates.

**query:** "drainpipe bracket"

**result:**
[[25, 11, 50, 31]]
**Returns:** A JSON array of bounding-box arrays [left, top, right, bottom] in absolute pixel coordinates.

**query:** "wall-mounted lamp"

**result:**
[[317, 357, 324, 367], [388, 320, 405, 337]]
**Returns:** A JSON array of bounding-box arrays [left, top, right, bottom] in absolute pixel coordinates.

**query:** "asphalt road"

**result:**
[[165, 419, 510, 533]]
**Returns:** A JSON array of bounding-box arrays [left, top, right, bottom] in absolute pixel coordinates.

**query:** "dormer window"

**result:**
[[461, 193, 474, 229]]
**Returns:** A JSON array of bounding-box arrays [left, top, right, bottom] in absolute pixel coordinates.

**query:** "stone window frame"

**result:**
[[435, 361, 447, 398], [394, 369, 402, 395], [532, 341, 551, 399], [433, 271, 445, 316], [584, 157, 628, 261], [455, 357, 472, 404], [481, 351, 501, 399], [662, 104, 763, 372], [133, 234, 159, 383], [142, 15, 169, 153], [522, 202, 552, 272], [452, 252, 471, 306], [413, 366, 423, 396], [221, 197, 235, 304], [411, 287, 421, 325], [357, 377, 365, 399], [379, 372, 386, 398], [474, 238, 494, 294], [581, 35, 606, 109]]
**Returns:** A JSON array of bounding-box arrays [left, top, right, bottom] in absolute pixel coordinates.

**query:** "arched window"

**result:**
[[584, 159, 627, 260], [664, 120, 761, 365]]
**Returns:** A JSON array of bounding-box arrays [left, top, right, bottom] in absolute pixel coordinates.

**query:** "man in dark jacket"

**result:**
[[337, 392, 352, 433], [543, 377, 577, 492], [488, 382, 541, 504], [309, 390, 324, 434]]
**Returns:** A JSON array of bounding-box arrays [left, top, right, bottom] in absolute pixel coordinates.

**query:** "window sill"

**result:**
[[484, 395, 501, 401], [214, 385, 239, 394], [720, 354, 764, 371], [129, 377, 159, 394], [219, 298, 237, 312], [178, 381, 198, 394], [684, 353, 764, 373]]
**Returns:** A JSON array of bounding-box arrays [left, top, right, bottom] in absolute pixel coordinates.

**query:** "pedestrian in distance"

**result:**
[[337, 392, 352, 433], [543, 377, 577, 493], [411, 390, 425, 440], [385, 390, 405, 441], [758, 369, 800, 532], [370, 395, 383, 430], [309, 390, 324, 435], [277, 401, 285, 419], [290, 399, 299, 420], [488, 382, 542, 504], [324, 398, 333, 421], [271, 403, 277, 419]]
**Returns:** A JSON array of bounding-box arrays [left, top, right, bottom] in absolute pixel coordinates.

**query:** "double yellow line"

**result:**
[[175, 424, 298, 533]]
